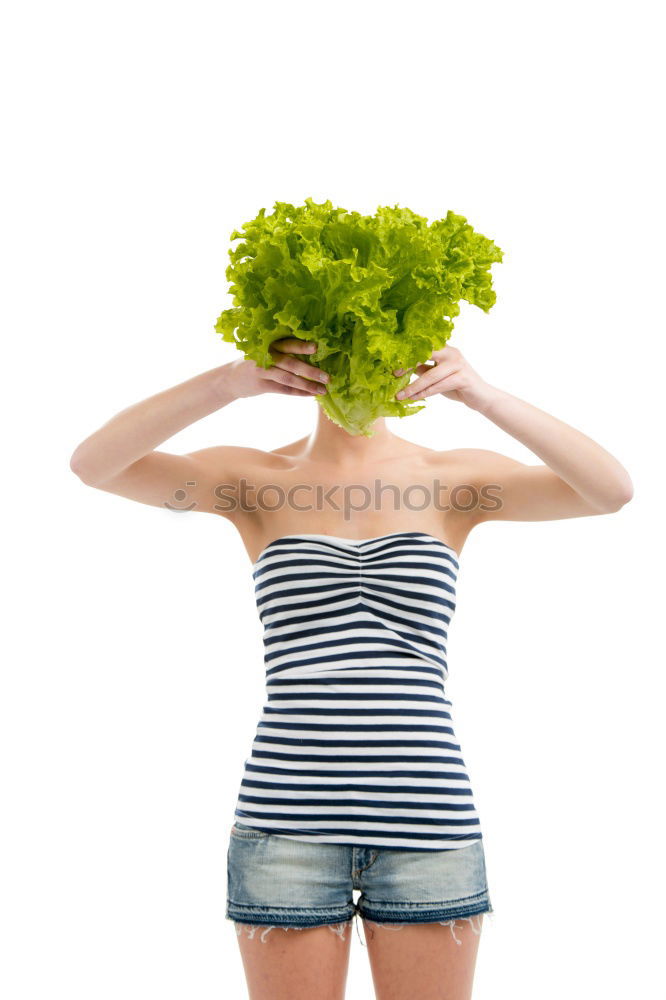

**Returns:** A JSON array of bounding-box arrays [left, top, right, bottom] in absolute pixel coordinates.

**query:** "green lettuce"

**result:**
[[215, 197, 503, 436]]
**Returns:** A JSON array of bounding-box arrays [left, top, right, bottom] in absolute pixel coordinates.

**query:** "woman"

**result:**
[[70, 338, 633, 1000]]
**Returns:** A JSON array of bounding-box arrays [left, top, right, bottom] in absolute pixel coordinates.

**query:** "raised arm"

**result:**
[[394, 345, 633, 521], [69, 338, 328, 513]]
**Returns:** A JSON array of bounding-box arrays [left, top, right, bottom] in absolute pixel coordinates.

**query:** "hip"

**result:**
[[226, 821, 493, 933]]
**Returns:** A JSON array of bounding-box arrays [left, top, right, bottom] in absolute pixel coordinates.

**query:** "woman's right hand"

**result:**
[[227, 338, 329, 399]]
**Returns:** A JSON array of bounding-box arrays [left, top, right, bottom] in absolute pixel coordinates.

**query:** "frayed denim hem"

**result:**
[[229, 901, 494, 947]]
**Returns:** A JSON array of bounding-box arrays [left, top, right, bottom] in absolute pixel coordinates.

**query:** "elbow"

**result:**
[[69, 449, 100, 487], [596, 475, 634, 513]]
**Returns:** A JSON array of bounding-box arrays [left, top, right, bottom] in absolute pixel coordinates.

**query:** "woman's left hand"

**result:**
[[394, 345, 497, 413]]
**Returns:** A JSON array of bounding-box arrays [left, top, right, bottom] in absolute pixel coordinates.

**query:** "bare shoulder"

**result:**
[[422, 447, 526, 482], [425, 447, 608, 523], [187, 444, 290, 478], [192, 432, 311, 467]]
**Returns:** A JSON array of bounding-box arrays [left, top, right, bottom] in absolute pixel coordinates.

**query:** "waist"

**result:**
[[264, 668, 449, 705], [264, 642, 447, 681]]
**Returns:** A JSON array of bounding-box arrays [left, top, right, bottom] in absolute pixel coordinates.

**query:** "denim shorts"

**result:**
[[226, 822, 494, 943]]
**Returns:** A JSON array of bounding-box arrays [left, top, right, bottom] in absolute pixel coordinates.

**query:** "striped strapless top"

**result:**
[[232, 531, 483, 851]]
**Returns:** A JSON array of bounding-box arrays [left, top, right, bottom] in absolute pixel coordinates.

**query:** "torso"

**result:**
[[232, 529, 481, 849]]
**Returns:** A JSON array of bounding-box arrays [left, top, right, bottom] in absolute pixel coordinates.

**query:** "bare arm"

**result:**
[[469, 390, 633, 519], [69, 338, 329, 513], [394, 346, 633, 521]]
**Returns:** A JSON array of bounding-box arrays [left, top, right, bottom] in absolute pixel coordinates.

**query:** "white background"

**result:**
[[2, 1, 664, 997]]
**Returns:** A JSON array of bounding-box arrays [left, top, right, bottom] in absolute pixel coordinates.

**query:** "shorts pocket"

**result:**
[[230, 822, 270, 840]]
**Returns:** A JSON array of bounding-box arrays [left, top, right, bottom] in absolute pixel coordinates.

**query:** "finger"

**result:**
[[392, 362, 433, 377], [270, 383, 315, 397], [266, 367, 328, 393], [430, 345, 460, 362], [269, 348, 329, 383], [263, 369, 327, 395], [396, 362, 460, 399], [403, 372, 463, 400], [271, 337, 318, 354]]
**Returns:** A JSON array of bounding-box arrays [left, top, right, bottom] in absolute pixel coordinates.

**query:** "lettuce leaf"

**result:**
[[215, 198, 503, 436]]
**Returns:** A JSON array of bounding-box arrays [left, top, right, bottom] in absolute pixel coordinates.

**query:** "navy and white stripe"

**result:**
[[232, 531, 483, 851]]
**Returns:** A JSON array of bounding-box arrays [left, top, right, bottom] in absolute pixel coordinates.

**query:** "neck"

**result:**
[[302, 407, 399, 465]]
